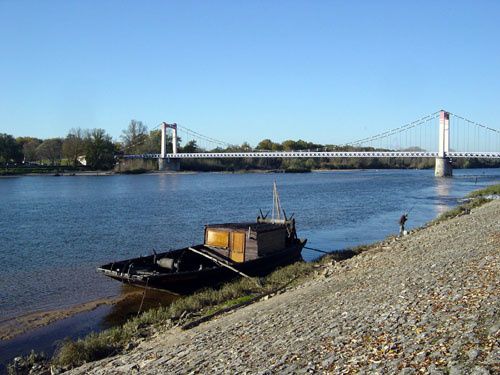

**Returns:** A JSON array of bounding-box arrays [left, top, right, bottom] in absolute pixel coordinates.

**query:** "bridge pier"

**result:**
[[435, 110, 453, 177], [158, 158, 180, 171], [434, 157, 453, 177], [159, 122, 180, 171]]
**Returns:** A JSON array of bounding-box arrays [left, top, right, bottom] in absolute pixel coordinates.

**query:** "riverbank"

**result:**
[[6, 185, 496, 374], [0, 291, 146, 341], [67, 197, 499, 374]]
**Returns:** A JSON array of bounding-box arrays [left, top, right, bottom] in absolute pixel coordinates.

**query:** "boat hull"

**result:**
[[98, 241, 305, 294]]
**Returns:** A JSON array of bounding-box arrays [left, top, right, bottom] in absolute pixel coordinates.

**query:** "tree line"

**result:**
[[0, 129, 115, 169], [1, 120, 498, 171]]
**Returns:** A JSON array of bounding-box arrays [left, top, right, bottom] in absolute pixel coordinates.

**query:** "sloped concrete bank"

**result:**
[[69, 200, 499, 374]]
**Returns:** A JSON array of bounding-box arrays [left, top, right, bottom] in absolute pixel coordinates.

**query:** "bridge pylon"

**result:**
[[159, 122, 180, 171], [435, 110, 453, 177]]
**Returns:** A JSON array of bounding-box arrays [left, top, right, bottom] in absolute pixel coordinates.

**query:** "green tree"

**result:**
[[240, 142, 252, 152], [36, 138, 63, 165], [22, 139, 42, 162], [84, 129, 115, 170], [63, 128, 85, 166], [0, 133, 23, 163], [182, 140, 199, 153], [256, 139, 282, 151], [16, 136, 42, 162], [138, 129, 162, 154]]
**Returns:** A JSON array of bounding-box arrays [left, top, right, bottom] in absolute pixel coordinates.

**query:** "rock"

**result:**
[[63, 201, 500, 375], [449, 364, 464, 375], [125, 342, 137, 351], [400, 368, 416, 375], [468, 348, 481, 361], [471, 367, 490, 375]]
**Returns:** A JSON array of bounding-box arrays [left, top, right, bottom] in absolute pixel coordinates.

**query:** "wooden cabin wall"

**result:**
[[244, 237, 259, 261], [257, 229, 286, 255]]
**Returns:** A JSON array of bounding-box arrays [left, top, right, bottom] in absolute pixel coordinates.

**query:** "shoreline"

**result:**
[[3, 185, 499, 373], [2, 166, 499, 178], [0, 291, 142, 341], [69, 198, 499, 374]]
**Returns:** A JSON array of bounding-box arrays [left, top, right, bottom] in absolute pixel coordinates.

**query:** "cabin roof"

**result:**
[[205, 222, 286, 233]]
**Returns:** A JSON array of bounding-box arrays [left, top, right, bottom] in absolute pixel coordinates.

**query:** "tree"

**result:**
[[138, 129, 162, 154], [36, 138, 63, 165], [240, 142, 252, 152], [182, 140, 198, 153], [121, 120, 148, 153], [23, 139, 42, 162], [0, 133, 23, 163], [16, 136, 43, 158], [84, 129, 115, 170], [62, 128, 85, 166], [256, 139, 282, 151]]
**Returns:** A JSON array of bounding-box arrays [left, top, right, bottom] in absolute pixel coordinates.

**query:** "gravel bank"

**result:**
[[71, 200, 500, 374]]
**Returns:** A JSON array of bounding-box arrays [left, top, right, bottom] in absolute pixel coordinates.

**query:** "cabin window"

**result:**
[[206, 229, 230, 248]]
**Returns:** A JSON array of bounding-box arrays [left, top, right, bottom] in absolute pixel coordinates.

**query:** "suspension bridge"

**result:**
[[122, 110, 500, 177]]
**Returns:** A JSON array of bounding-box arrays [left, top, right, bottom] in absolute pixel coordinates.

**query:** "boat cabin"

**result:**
[[204, 221, 293, 263]]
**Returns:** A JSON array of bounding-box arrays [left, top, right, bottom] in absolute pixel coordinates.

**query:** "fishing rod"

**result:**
[[404, 202, 418, 215]]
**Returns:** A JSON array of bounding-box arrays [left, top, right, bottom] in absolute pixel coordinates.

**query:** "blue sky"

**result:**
[[1, 0, 499, 146]]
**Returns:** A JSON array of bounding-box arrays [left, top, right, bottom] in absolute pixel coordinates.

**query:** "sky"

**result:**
[[1, 0, 499, 147]]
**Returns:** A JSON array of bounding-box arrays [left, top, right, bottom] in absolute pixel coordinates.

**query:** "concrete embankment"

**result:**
[[69, 200, 499, 374]]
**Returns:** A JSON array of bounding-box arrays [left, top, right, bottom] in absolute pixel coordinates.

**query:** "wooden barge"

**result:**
[[97, 218, 306, 294], [98, 182, 306, 294]]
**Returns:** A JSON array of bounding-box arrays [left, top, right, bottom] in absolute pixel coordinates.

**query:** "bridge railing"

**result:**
[[123, 151, 500, 159]]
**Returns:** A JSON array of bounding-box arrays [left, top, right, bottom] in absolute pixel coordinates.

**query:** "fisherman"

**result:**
[[399, 213, 408, 236]]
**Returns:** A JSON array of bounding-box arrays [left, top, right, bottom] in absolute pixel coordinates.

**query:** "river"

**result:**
[[0, 169, 499, 365]]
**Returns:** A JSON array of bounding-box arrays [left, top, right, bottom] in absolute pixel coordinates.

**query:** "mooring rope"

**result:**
[[137, 278, 149, 317], [303, 246, 331, 254]]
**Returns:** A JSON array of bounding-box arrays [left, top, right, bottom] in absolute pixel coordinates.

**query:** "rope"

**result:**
[[137, 278, 149, 317], [303, 246, 331, 254]]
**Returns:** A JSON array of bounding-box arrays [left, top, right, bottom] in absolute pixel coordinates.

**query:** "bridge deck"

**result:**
[[124, 151, 500, 159]]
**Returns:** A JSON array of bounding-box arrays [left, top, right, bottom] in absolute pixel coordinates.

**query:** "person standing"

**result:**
[[399, 213, 408, 236]]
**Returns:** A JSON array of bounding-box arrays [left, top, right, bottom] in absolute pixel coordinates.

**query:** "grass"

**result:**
[[433, 183, 499, 224], [467, 183, 500, 198], [52, 260, 316, 369], [204, 295, 256, 316], [7, 350, 47, 375], [31, 184, 500, 370]]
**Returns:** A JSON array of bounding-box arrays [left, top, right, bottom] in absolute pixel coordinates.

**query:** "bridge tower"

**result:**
[[435, 110, 453, 177], [159, 122, 180, 171]]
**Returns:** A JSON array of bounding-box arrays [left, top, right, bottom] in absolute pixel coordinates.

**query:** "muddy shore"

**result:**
[[0, 292, 142, 342], [65, 199, 500, 374]]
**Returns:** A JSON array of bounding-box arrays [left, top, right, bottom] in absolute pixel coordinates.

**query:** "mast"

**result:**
[[272, 180, 283, 223]]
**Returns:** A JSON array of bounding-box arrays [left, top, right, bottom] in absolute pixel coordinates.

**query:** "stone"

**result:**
[[471, 367, 490, 375], [467, 348, 481, 361], [400, 368, 416, 375]]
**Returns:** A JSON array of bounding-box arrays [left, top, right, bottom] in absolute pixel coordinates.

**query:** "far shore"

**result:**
[[1, 167, 433, 178]]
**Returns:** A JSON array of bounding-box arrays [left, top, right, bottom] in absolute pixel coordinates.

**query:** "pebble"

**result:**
[[68, 201, 500, 375]]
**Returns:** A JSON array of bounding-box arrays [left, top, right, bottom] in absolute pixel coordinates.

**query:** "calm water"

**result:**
[[1, 169, 499, 322]]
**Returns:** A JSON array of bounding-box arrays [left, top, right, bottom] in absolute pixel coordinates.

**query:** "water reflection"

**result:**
[[158, 172, 182, 192], [101, 285, 178, 329], [433, 178, 453, 216]]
